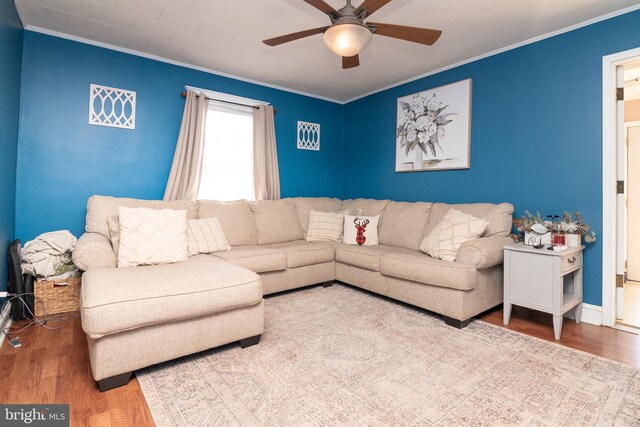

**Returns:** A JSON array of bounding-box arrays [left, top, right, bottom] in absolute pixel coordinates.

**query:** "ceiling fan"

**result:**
[[262, 0, 442, 69]]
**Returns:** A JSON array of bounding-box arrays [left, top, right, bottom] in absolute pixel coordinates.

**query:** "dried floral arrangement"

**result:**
[[513, 211, 551, 233], [563, 211, 596, 243]]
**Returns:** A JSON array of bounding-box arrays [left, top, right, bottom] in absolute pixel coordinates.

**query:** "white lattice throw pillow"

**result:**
[[117, 207, 188, 267], [186, 217, 230, 256], [421, 208, 489, 262], [343, 215, 380, 246], [306, 210, 344, 242]]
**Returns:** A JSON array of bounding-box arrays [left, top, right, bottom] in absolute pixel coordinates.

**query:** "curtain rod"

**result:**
[[180, 91, 276, 112]]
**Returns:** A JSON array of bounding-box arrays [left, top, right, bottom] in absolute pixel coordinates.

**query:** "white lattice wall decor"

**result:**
[[297, 121, 320, 151], [89, 84, 136, 129]]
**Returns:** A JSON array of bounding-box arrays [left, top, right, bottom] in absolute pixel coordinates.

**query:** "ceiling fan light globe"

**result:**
[[323, 23, 372, 57]]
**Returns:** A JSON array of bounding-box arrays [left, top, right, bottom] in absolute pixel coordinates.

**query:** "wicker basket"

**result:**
[[34, 277, 82, 317]]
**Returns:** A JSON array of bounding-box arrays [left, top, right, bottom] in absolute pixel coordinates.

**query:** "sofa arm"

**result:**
[[73, 233, 117, 271], [456, 236, 513, 269]]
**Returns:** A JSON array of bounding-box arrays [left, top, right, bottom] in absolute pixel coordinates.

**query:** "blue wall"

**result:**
[[13, 9, 640, 306], [0, 2, 23, 291], [343, 10, 640, 306], [16, 32, 344, 241]]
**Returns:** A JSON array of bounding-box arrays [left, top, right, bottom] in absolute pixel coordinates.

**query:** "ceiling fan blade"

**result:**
[[304, 0, 342, 20], [263, 26, 329, 47], [368, 22, 442, 45], [355, 0, 392, 19], [342, 54, 360, 69]]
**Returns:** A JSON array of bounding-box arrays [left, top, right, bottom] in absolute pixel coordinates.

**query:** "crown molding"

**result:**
[[23, 25, 345, 105], [343, 4, 640, 103], [23, 3, 640, 106]]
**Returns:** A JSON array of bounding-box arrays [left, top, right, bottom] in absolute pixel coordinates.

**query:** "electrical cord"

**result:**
[[1, 292, 80, 343]]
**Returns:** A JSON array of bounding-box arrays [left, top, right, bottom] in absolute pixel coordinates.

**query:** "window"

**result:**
[[197, 101, 254, 201]]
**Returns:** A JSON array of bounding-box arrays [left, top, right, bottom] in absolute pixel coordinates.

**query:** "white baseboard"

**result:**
[[0, 302, 12, 348], [580, 303, 603, 326], [563, 303, 602, 325]]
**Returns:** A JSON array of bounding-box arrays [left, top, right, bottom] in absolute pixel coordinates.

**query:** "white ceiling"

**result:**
[[13, 0, 640, 103]]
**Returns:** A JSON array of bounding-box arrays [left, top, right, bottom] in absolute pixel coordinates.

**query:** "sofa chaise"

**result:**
[[74, 195, 513, 390]]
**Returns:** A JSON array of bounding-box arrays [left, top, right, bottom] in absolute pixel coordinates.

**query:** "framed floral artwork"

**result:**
[[395, 78, 472, 172]]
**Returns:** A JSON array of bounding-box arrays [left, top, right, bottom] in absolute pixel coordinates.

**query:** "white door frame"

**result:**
[[602, 47, 640, 326]]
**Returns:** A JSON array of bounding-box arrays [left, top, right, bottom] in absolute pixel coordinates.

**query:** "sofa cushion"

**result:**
[[264, 240, 335, 268], [250, 199, 304, 244], [186, 217, 230, 256], [343, 215, 380, 246], [293, 197, 342, 235], [213, 245, 287, 273], [86, 195, 198, 238], [335, 244, 415, 271], [380, 251, 477, 291], [339, 208, 363, 216], [197, 200, 258, 246], [81, 255, 262, 338], [378, 201, 433, 251], [117, 207, 189, 268], [426, 202, 514, 238], [341, 198, 389, 217], [421, 208, 489, 262]]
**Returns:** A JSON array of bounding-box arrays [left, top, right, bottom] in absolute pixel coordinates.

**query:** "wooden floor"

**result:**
[[1, 304, 639, 426], [480, 305, 640, 368], [0, 313, 154, 427]]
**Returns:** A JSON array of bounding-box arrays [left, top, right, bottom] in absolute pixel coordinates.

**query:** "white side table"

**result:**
[[503, 242, 584, 340]]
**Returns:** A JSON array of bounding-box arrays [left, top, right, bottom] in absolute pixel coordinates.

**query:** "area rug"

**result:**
[[137, 284, 640, 426]]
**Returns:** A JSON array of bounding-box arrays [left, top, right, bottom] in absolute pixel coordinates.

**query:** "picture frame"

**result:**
[[395, 78, 472, 172]]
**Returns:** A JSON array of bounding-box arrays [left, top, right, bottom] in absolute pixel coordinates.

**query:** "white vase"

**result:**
[[566, 234, 581, 247], [414, 148, 423, 170]]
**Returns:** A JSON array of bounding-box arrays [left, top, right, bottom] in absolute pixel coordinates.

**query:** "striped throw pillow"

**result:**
[[306, 210, 344, 242], [186, 217, 231, 256]]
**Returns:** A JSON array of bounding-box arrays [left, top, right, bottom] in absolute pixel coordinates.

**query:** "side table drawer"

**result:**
[[562, 252, 582, 274]]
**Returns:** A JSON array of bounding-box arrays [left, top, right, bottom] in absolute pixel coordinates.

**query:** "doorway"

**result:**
[[622, 87, 640, 326], [602, 48, 640, 329]]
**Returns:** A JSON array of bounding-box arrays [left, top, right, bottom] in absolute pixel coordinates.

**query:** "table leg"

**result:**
[[552, 258, 563, 340], [575, 303, 582, 324], [503, 303, 512, 325], [503, 250, 511, 326], [553, 315, 563, 340]]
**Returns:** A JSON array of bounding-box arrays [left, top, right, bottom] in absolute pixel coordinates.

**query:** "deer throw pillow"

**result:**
[[343, 215, 380, 246]]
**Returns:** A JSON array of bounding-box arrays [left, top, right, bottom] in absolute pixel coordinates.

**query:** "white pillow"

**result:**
[[117, 207, 188, 267], [420, 208, 489, 262], [343, 215, 380, 246], [186, 217, 230, 256], [306, 210, 344, 242]]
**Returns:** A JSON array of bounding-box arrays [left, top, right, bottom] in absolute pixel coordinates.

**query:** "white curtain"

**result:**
[[253, 105, 281, 200], [164, 91, 208, 200]]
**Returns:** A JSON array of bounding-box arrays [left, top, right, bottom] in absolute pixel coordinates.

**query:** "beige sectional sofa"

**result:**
[[74, 195, 513, 390]]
